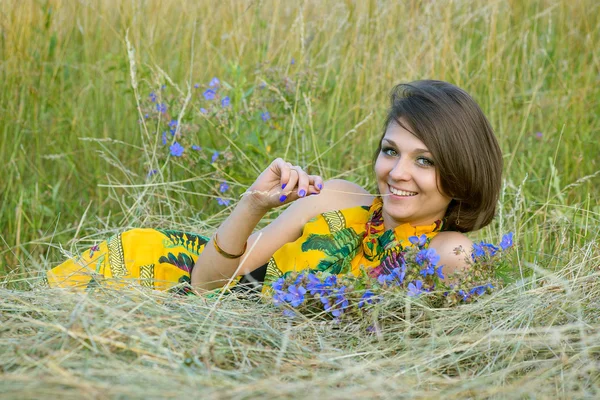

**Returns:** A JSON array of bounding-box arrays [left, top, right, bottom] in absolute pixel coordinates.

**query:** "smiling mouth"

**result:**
[[389, 185, 418, 197]]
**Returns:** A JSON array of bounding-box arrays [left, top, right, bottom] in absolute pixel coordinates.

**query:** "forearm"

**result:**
[[191, 196, 266, 291]]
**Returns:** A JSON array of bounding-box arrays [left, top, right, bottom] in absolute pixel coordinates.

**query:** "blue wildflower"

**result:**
[[482, 242, 499, 256], [149, 92, 156, 102], [306, 273, 322, 295], [271, 277, 285, 292], [161, 132, 168, 145], [458, 290, 469, 301], [194, 83, 199, 89], [169, 142, 184, 157], [469, 283, 494, 297], [260, 111, 271, 122], [291, 58, 295, 65], [144, 113, 149, 119], [282, 309, 296, 318], [221, 96, 231, 107], [407, 280, 424, 297], [273, 291, 287, 306], [392, 265, 406, 284], [320, 295, 332, 311], [203, 89, 216, 101], [161, 84, 166, 90], [472, 242, 485, 259], [419, 265, 435, 277], [156, 103, 167, 113], [191, 145, 202, 151], [435, 265, 445, 280], [217, 198, 230, 206], [211, 151, 219, 163], [409, 234, 428, 248], [147, 169, 158, 178], [358, 290, 377, 308], [500, 232, 514, 250], [209, 77, 220, 87], [285, 285, 306, 307], [200, 108, 208, 114], [219, 182, 229, 193], [322, 275, 337, 287], [378, 273, 392, 285], [415, 248, 440, 267]]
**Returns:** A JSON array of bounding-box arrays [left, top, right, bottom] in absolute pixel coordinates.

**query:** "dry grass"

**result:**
[[1, 0, 599, 397]]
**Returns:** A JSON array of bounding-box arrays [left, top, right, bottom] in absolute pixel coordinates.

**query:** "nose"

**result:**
[[389, 157, 412, 181]]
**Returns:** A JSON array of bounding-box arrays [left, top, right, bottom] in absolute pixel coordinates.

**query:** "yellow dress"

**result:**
[[47, 197, 442, 294]]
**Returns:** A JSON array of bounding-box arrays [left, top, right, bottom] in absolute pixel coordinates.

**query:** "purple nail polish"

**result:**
[[279, 195, 287, 202], [299, 189, 306, 197], [282, 183, 287, 189], [317, 183, 323, 190]]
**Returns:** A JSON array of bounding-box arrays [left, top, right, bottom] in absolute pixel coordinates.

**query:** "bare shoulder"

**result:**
[[429, 231, 474, 279]]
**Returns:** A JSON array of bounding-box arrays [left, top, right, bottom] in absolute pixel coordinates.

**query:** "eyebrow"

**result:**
[[381, 138, 431, 154]]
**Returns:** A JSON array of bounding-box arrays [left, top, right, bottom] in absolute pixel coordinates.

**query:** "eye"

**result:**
[[416, 156, 434, 167], [381, 146, 397, 157]]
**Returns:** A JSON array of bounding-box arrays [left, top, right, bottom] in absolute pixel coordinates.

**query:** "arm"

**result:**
[[191, 176, 371, 291], [429, 231, 473, 282]]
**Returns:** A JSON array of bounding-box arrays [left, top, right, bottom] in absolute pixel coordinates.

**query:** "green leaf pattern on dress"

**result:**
[[301, 228, 362, 275]]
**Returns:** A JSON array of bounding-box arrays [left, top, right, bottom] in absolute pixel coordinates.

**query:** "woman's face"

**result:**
[[374, 120, 452, 229]]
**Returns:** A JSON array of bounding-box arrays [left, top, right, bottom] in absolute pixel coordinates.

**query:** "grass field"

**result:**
[[1, 0, 598, 398]]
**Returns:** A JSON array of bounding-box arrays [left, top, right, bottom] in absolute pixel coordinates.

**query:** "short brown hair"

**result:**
[[372, 80, 503, 232]]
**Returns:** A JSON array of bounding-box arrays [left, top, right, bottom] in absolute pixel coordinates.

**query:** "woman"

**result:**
[[47, 80, 503, 295]]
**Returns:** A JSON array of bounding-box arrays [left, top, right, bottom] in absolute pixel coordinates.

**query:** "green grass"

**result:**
[[0, 0, 599, 397]]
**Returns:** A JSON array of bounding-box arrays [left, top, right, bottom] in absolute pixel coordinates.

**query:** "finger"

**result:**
[[280, 168, 299, 202], [295, 167, 310, 198], [275, 159, 291, 188], [308, 175, 324, 193]]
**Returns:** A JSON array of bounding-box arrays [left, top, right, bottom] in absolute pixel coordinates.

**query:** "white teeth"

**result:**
[[389, 186, 417, 196]]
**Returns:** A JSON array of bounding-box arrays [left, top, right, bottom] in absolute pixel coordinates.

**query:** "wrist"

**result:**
[[238, 192, 270, 217]]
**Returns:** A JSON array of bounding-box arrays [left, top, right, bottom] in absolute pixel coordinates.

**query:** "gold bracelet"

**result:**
[[212, 232, 247, 259]]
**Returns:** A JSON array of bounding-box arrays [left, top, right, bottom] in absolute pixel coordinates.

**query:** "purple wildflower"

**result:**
[[162, 132, 168, 145], [219, 182, 229, 193], [211, 151, 219, 163], [285, 285, 306, 307], [271, 277, 285, 292], [191, 145, 202, 151], [358, 290, 377, 308], [472, 242, 485, 259], [482, 242, 499, 256], [221, 96, 231, 107], [209, 77, 220, 87], [169, 142, 184, 157], [415, 248, 440, 267], [149, 92, 157, 102], [407, 280, 424, 297], [194, 83, 199, 89], [409, 234, 428, 248], [282, 309, 296, 318], [156, 103, 167, 113], [260, 111, 271, 122], [217, 198, 230, 206], [147, 169, 158, 178], [291, 58, 295, 65], [500, 232, 514, 250], [436, 265, 445, 280], [200, 108, 208, 114], [203, 89, 216, 101]]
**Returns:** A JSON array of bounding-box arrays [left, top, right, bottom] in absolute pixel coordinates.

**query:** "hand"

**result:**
[[244, 158, 324, 212]]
